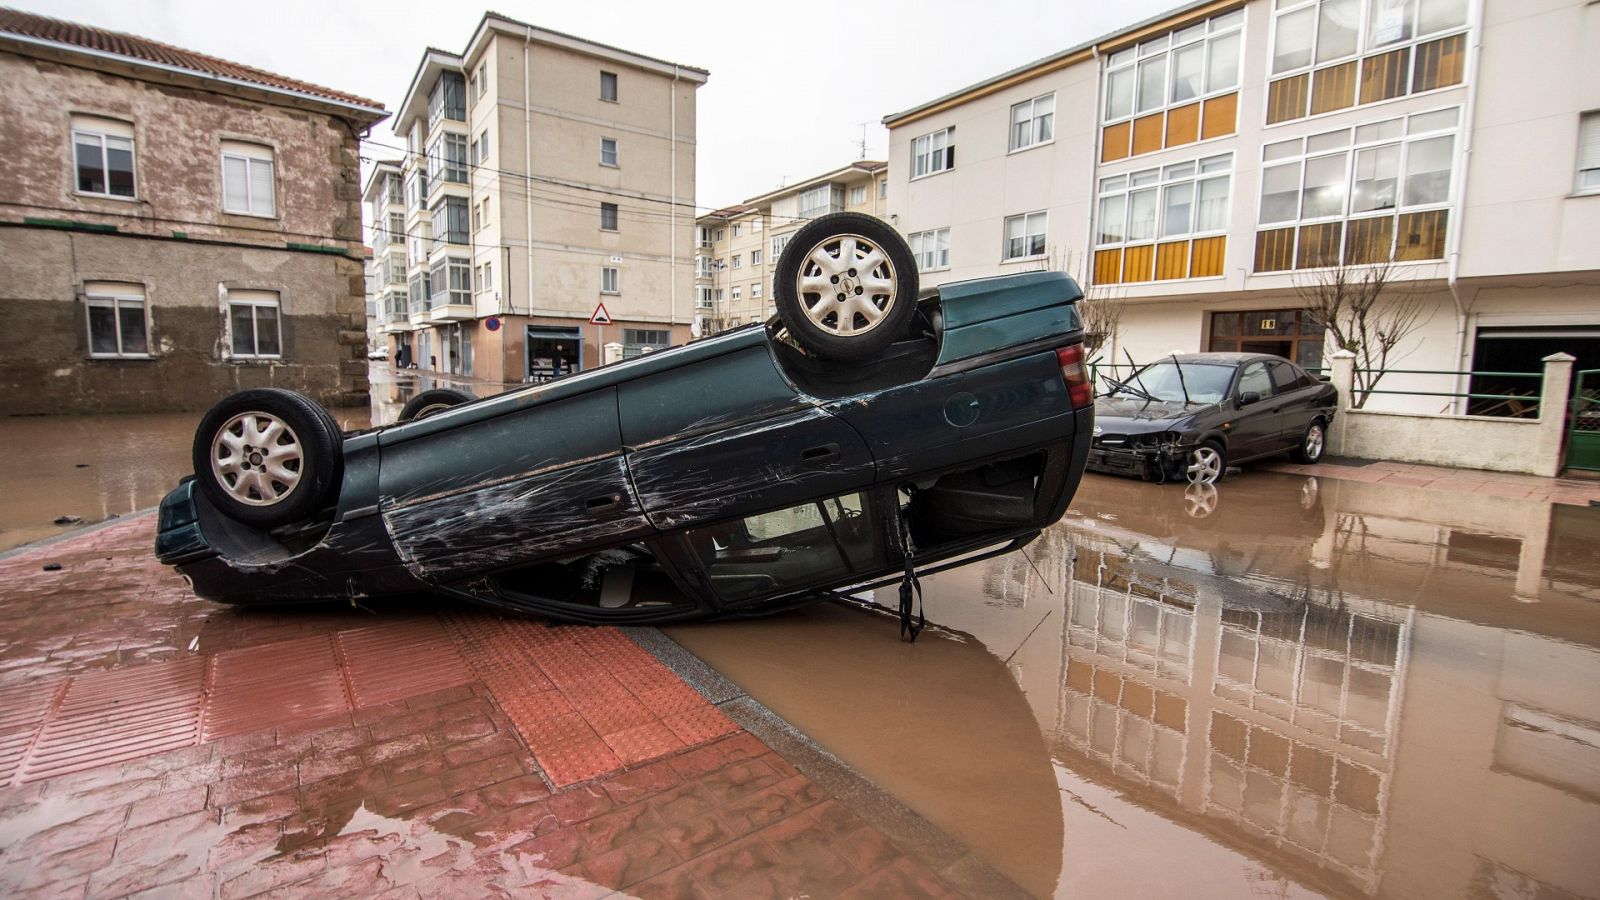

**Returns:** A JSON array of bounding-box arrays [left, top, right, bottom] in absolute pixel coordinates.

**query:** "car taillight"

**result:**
[[1056, 345, 1093, 409]]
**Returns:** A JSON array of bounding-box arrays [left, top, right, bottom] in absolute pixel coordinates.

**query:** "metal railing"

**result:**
[[1355, 368, 1544, 418]]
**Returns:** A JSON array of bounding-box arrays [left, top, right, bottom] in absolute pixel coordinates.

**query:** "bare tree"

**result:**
[[1292, 258, 1432, 409], [1040, 246, 1127, 357]]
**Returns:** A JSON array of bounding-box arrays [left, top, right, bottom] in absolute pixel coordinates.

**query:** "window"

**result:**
[[600, 71, 618, 102], [623, 328, 669, 353], [771, 234, 791, 258], [751, 249, 762, 266], [429, 72, 466, 124], [72, 116, 136, 198], [879, 179, 888, 199], [1103, 10, 1243, 124], [387, 174, 403, 204], [683, 493, 885, 604], [221, 142, 275, 216], [472, 203, 481, 233], [602, 266, 619, 294], [600, 137, 618, 167], [799, 184, 844, 219], [483, 261, 493, 291], [388, 212, 405, 243], [1266, 0, 1468, 125], [850, 185, 867, 205], [732, 223, 742, 238], [429, 257, 471, 308], [1003, 212, 1047, 261], [600, 202, 619, 231], [731, 254, 742, 269], [1010, 93, 1056, 151], [1098, 153, 1233, 262], [1578, 112, 1600, 194], [84, 282, 148, 357], [911, 127, 954, 178], [477, 62, 488, 99], [432, 196, 469, 245], [429, 133, 468, 184], [696, 286, 713, 308], [752, 283, 763, 300], [731, 286, 742, 301], [752, 217, 763, 233], [910, 227, 950, 271], [1255, 107, 1459, 270], [715, 228, 725, 242], [388, 254, 407, 285], [227, 290, 281, 358]]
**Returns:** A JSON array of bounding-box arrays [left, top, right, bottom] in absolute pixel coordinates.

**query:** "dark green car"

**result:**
[[157, 215, 1094, 626]]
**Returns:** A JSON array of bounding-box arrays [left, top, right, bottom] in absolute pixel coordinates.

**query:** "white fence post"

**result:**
[[1534, 352, 1576, 477], [1327, 349, 1356, 456]]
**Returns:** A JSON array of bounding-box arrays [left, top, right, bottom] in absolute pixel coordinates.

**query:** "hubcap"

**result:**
[[1306, 424, 1324, 459], [795, 233, 897, 337], [211, 412, 303, 506], [1186, 446, 1223, 484]]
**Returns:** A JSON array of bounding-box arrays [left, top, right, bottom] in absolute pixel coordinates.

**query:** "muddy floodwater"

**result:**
[[668, 471, 1600, 898]]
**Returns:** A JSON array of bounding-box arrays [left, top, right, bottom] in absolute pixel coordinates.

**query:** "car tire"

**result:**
[[773, 212, 918, 361], [1291, 419, 1327, 464], [398, 388, 477, 423], [192, 388, 344, 528], [1185, 441, 1226, 485]]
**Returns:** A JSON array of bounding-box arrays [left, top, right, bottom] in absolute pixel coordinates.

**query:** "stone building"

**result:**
[[0, 8, 387, 414]]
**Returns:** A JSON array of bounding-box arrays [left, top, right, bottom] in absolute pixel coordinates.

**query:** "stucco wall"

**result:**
[[1333, 409, 1544, 473]]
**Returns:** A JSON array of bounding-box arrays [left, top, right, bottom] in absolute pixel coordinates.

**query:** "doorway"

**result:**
[[526, 326, 581, 383], [1208, 310, 1327, 369]]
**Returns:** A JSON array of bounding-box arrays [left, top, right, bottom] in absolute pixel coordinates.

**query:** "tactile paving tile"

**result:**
[[0, 680, 68, 787], [336, 620, 474, 708], [202, 636, 349, 741], [20, 657, 205, 783]]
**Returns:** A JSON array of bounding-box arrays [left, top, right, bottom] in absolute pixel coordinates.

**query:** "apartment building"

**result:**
[[363, 161, 406, 361], [0, 8, 387, 414], [375, 14, 706, 383], [694, 161, 888, 336], [884, 0, 1600, 411]]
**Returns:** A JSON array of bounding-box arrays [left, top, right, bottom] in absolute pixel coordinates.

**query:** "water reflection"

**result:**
[[917, 472, 1600, 898]]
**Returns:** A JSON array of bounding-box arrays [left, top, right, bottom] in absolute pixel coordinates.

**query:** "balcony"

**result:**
[[429, 291, 475, 322]]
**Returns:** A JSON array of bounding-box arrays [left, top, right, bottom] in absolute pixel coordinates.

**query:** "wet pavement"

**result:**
[[669, 468, 1600, 898]]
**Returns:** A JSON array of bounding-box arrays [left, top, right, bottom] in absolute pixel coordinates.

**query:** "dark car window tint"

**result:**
[[1237, 362, 1273, 398], [1269, 361, 1304, 392], [685, 492, 885, 604]]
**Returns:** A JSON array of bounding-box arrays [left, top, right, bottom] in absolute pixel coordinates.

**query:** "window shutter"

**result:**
[[249, 159, 274, 215], [1579, 113, 1600, 171]]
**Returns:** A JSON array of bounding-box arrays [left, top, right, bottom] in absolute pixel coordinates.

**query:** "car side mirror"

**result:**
[[1237, 390, 1261, 407]]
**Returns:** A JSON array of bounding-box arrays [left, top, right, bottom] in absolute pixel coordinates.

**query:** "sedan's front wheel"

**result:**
[[1185, 441, 1226, 485]]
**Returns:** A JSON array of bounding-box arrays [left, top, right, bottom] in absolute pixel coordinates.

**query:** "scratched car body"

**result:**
[[155, 270, 1095, 624]]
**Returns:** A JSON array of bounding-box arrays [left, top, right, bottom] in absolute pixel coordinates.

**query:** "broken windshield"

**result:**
[[1117, 361, 1234, 404]]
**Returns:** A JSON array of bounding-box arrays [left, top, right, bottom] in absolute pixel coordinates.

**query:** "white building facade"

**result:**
[[885, 0, 1600, 412]]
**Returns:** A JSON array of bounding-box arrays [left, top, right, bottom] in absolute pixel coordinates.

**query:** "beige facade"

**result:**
[[694, 161, 888, 336], [0, 10, 386, 414], [885, 0, 1600, 413], [373, 15, 706, 384]]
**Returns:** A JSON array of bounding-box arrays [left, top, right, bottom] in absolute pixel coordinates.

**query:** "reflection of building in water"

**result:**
[[1057, 544, 1411, 894]]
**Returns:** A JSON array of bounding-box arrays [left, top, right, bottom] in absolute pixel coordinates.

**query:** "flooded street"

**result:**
[[668, 471, 1600, 898]]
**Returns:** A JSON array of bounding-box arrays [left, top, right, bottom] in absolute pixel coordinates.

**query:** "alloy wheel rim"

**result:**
[[211, 412, 303, 506], [1306, 424, 1324, 459], [795, 233, 897, 337], [1186, 446, 1223, 484]]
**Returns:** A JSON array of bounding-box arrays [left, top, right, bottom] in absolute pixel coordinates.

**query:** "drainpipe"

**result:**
[[1085, 45, 1108, 358], [524, 26, 535, 326], [671, 65, 681, 334], [1445, 0, 1486, 412]]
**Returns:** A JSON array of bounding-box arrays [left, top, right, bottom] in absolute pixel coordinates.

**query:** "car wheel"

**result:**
[[398, 388, 476, 423], [192, 388, 343, 528], [773, 212, 918, 361], [1185, 441, 1226, 485], [1291, 419, 1326, 463]]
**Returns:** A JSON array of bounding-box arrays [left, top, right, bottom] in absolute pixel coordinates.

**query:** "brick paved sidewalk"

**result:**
[[0, 516, 1015, 898], [1261, 457, 1600, 506]]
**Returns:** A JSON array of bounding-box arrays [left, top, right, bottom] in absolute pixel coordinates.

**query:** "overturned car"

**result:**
[[156, 214, 1094, 627]]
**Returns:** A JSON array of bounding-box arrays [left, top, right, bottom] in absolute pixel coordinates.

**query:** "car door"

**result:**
[[1227, 360, 1281, 459], [376, 387, 652, 584], [620, 343, 875, 532], [1269, 360, 1315, 447]]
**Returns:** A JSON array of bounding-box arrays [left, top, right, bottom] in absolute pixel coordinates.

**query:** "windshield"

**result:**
[[1113, 361, 1234, 404]]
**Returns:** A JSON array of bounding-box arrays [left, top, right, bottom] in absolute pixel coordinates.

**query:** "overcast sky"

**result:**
[[18, 0, 1176, 209]]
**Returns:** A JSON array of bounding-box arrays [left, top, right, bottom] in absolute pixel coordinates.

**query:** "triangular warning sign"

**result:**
[[589, 302, 613, 325]]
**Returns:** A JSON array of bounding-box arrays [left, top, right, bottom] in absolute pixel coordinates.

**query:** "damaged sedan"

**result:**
[[1087, 353, 1335, 484], [156, 214, 1095, 632]]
